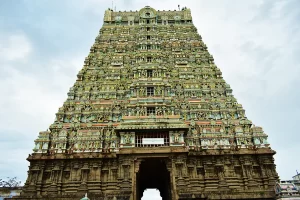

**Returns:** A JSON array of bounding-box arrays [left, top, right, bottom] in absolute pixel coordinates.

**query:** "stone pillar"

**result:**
[[168, 158, 178, 200], [132, 159, 141, 200], [58, 162, 64, 195], [36, 163, 44, 196]]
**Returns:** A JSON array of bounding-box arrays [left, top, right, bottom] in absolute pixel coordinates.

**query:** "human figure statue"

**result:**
[[153, 69, 158, 77], [174, 132, 180, 143], [139, 87, 145, 97], [156, 86, 162, 95], [124, 134, 131, 144]]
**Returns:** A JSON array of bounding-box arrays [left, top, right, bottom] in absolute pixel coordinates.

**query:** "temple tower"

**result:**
[[18, 6, 278, 200]]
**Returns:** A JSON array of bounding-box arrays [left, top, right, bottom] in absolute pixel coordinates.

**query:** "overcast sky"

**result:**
[[0, 0, 299, 199]]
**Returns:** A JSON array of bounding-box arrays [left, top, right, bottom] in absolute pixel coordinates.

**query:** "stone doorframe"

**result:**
[[132, 156, 178, 200]]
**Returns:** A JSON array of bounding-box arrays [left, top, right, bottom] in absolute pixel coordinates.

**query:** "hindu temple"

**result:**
[[17, 6, 279, 200]]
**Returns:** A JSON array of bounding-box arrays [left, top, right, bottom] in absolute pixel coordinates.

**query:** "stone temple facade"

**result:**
[[18, 6, 279, 200]]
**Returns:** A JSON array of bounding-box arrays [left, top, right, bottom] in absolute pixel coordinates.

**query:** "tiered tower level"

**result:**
[[20, 6, 279, 200]]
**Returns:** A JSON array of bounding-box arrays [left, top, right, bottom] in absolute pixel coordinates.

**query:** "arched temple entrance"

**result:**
[[136, 158, 171, 200]]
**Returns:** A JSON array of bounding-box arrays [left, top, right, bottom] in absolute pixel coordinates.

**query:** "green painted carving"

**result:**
[[31, 6, 271, 154]]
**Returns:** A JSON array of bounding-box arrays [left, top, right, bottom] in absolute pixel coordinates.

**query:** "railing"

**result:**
[[135, 131, 169, 147]]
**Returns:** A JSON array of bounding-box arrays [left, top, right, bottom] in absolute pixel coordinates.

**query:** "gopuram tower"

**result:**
[[19, 6, 279, 200]]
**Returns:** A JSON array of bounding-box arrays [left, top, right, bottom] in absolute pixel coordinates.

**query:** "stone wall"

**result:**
[[17, 149, 277, 200]]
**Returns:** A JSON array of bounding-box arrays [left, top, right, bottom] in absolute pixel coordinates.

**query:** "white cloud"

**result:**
[[0, 56, 82, 132], [0, 33, 32, 62], [0, 55, 84, 182], [0, 32, 85, 182]]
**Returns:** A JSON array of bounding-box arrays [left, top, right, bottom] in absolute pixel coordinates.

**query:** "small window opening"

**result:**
[[147, 107, 155, 115], [147, 27, 150, 31], [147, 57, 152, 62], [146, 12, 150, 17], [147, 87, 154, 96], [147, 35, 150, 40], [147, 70, 153, 77], [146, 19, 150, 24]]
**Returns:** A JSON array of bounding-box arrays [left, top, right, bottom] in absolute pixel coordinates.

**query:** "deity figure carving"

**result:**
[[201, 139, 207, 146], [156, 86, 162, 95], [127, 108, 132, 116], [136, 107, 140, 116], [105, 129, 111, 140], [260, 137, 268, 144], [156, 107, 163, 116], [174, 132, 180, 143], [220, 138, 230, 145], [216, 167, 225, 180], [95, 141, 100, 149], [110, 141, 116, 148], [103, 140, 110, 153], [124, 134, 131, 144], [139, 87, 145, 97]]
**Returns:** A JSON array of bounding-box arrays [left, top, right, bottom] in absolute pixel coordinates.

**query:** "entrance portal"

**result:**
[[136, 158, 171, 200]]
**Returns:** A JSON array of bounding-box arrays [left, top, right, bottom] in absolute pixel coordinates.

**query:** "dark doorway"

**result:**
[[136, 158, 171, 200]]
